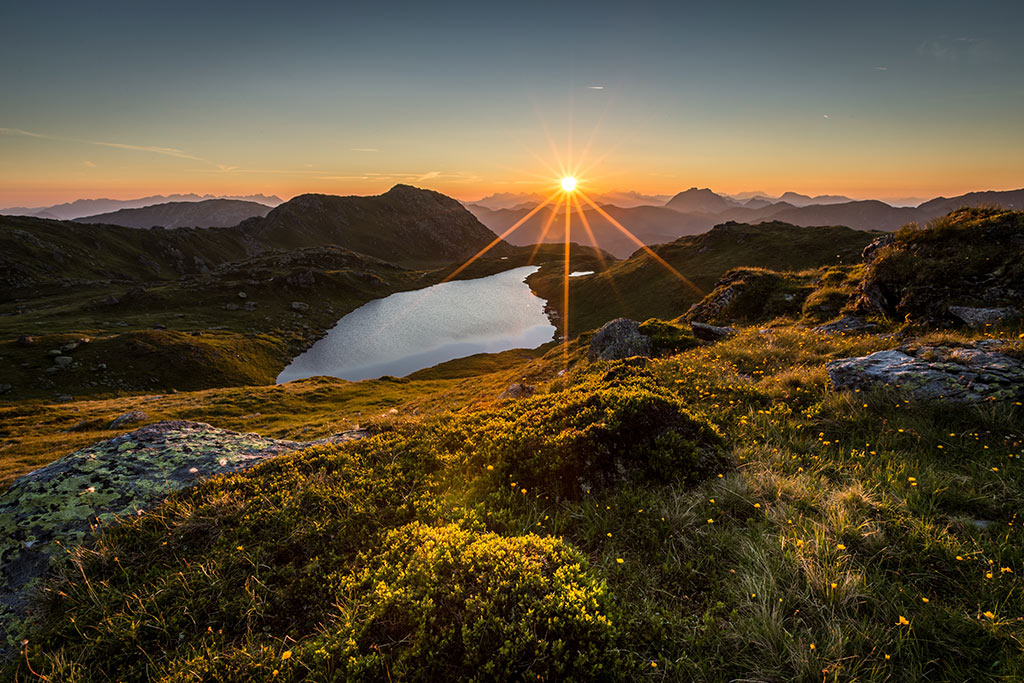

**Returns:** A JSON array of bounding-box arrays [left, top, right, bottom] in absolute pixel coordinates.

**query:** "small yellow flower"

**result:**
[[236, 545, 244, 551], [955, 555, 963, 561], [830, 582, 838, 589], [983, 610, 995, 619], [486, 465, 493, 471], [986, 572, 993, 579], [753, 503, 761, 509], [884, 654, 891, 660], [897, 616, 910, 625], [650, 661, 657, 668], [606, 532, 612, 537], [836, 544, 846, 550], [281, 650, 292, 661], [921, 597, 929, 603], [991, 467, 999, 472], [616, 558, 624, 564], [707, 518, 714, 524], [809, 643, 815, 650]]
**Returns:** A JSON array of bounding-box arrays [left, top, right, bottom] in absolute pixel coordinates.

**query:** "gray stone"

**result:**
[[238, 291, 248, 299], [948, 306, 1019, 329], [53, 355, 73, 367], [109, 410, 148, 429], [499, 383, 536, 400], [814, 316, 878, 335], [588, 318, 652, 361], [291, 301, 309, 312], [827, 344, 1024, 403], [690, 321, 736, 342]]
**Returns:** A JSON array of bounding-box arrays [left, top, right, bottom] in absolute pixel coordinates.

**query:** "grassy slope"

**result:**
[[6, 323, 1023, 681], [4, 210, 1024, 680]]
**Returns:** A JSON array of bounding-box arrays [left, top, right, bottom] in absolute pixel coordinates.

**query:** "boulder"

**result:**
[[499, 383, 536, 400], [827, 344, 1024, 403], [588, 318, 652, 361], [690, 321, 736, 342], [53, 355, 73, 368], [109, 410, 148, 429], [948, 306, 1019, 329], [291, 301, 309, 312], [0, 420, 367, 647]]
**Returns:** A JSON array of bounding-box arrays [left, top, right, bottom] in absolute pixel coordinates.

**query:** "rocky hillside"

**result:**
[[531, 221, 879, 335], [75, 199, 272, 229], [239, 184, 511, 267]]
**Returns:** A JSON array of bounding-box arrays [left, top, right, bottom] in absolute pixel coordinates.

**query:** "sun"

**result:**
[[560, 176, 577, 192]]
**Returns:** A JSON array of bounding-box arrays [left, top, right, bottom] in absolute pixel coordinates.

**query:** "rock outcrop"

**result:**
[[827, 344, 1024, 403], [588, 319, 653, 361], [0, 421, 366, 647], [855, 208, 1024, 325]]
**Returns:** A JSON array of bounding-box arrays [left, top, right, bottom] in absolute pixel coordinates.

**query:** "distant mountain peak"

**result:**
[[665, 188, 737, 214]]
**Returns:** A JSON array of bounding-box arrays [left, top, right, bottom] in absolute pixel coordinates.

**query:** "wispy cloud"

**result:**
[[82, 160, 96, 168], [351, 147, 378, 152], [917, 37, 998, 64], [587, 85, 604, 90], [873, 66, 888, 70], [0, 126, 210, 163]]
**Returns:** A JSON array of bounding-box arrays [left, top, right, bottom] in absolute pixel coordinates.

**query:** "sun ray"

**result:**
[[562, 193, 571, 369], [571, 194, 632, 319], [578, 190, 704, 297], [527, 203, 562, 265], [441, 190, 561, 283]]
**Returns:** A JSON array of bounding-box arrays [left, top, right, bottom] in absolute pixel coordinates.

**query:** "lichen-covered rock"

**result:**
[[0, 420, 365, 649], [587, 318, 652, 361], [826, 345, 1024, 402]]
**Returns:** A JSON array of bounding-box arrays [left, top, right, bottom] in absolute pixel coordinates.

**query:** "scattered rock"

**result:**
[[109, 410, 148, 429], [948, 306, 1019, 329], [152, 323, 166, 330], [60, 341, 79, 354], [46, 349, 62, 357], [15, 335, 33, 347], [827, 343, 1024, 403], [53, 355, 73, 368], [588, 318, 652, 361], [690, 321, 736, 342], [813, 316, 878, 335], [0, 421, 368, 646], [222, 303, 240, 311], [499, 383, 536, 400], [103, 295, 120, 306], [238, 291, 248, 299], [286, 270, 315, 289], [291, 301, 309, 312]]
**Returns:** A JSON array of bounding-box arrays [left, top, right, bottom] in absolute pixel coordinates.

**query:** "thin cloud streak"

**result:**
[[0, 126, 210, 163]]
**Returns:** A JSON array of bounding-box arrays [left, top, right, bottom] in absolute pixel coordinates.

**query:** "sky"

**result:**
[[1, 0, 1022, 207]]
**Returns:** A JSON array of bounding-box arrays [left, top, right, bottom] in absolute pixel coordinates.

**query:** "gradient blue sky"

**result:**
[[2, 0, 1021, 205]]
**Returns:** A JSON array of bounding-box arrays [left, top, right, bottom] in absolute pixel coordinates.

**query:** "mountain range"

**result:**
[[466, 186, 1024, 257], [74, 199, 273, 229], [0, 193, 283, 221]]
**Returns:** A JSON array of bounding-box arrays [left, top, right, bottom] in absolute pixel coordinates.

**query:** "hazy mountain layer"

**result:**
[[75, 199, 273, 229]]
